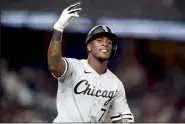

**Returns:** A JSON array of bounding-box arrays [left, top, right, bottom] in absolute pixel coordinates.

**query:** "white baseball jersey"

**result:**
[[53, 57, 133, 123]]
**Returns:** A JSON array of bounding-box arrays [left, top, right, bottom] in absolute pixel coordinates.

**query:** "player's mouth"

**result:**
[[100, 49, 109, 53]]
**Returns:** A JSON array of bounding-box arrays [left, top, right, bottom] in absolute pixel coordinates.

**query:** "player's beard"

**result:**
[[89, 50, 111, 63], [96, 55, 110, 63]]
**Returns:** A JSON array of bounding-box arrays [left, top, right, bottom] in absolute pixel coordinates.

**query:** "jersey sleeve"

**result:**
[[109, 82, 134, 122], [52, 57, 77, 81]]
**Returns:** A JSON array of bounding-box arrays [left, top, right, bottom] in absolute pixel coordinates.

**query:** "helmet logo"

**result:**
[[102, 25, 109, 32]]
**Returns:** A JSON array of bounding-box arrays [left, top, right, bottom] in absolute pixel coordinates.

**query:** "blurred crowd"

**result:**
[[1, 39, 185, 123], [0, 58, 57, 122], [114, 39, 185, 123]]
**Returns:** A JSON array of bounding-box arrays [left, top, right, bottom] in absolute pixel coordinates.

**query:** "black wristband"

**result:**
[[51, 29, 63, 41]]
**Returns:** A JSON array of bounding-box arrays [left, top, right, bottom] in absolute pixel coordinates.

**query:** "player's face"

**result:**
[[88, 37, 113, 61]]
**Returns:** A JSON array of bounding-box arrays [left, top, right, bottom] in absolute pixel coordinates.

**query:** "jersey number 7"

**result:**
[[98, 108, 107, 122]]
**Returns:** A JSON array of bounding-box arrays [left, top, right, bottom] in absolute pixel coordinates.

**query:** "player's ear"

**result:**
[[87, 44, 91, 52]]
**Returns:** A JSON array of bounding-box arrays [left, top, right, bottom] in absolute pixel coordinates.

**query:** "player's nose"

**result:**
[[101, 39, 109, 47]]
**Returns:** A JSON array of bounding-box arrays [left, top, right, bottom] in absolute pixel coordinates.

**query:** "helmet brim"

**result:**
[[86, 32, 117, 45]]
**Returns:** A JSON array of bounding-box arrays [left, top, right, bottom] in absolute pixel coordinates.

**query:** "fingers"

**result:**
[[70, 13, 79, 18], [127, 120, 134, 123], [68, 8, 82, 14], [67, 2, 81, 11]]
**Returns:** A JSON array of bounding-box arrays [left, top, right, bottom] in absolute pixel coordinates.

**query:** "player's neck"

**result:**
[[87, 56, 108, 75]]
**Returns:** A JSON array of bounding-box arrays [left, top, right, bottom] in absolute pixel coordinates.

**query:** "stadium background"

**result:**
[[1, 0, 185, 122]]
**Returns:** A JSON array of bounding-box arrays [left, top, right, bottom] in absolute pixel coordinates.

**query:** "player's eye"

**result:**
[[96, 39, 102, 42], [108, 40, 112, 45]]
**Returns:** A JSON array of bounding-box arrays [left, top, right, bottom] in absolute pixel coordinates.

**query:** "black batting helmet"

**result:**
[[85, 25, 118, 58]]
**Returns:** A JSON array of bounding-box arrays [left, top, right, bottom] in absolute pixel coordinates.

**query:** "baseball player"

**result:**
[[47, 2, 134, 123]]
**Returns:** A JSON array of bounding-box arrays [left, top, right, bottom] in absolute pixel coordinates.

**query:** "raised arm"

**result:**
[[47, 3, 82, 78], [47, 30, 65, 78]]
